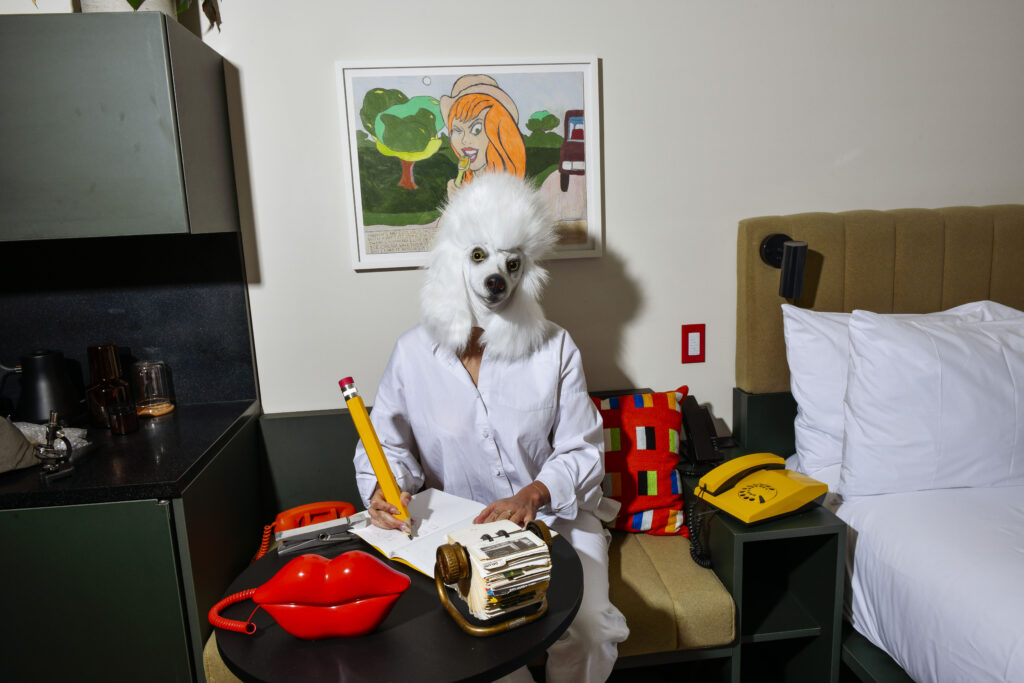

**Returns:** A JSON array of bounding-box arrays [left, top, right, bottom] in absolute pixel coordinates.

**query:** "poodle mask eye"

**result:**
[[469, 248, 522, 273]]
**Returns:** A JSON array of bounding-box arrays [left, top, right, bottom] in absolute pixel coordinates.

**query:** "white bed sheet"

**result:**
[[835, 485, 1024, 683]]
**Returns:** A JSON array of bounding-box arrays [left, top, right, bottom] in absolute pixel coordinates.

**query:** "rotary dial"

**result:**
[[738, 483, 777, 504]]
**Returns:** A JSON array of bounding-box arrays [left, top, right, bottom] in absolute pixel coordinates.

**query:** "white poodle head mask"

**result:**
[[421, 173, 558, 361]]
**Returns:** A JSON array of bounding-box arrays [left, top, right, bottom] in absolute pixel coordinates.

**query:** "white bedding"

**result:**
[[835, 485, 1024, 683], [776, 300, 1024, 680]]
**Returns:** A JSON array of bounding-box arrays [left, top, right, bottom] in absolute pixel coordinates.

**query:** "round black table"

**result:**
[[216, 535, 583, 682]]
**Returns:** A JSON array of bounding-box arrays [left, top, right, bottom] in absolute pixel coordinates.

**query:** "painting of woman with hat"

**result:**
[[440, 74, 526, 195]]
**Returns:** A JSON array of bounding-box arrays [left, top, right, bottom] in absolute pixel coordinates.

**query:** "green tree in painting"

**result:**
[[360, 88, 444, 190], [525, 110, 562, 148]]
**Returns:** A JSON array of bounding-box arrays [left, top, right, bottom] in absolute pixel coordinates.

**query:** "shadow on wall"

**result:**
[[544, 249, 642, 392]]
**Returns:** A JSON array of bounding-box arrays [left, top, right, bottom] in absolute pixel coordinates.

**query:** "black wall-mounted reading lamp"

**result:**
[[760, 234, 808, 299]]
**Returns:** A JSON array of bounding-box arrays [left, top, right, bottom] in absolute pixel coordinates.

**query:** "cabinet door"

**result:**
[[174, 406, 263, 682], [0, 13, 238, 241], [0, 499, 192, 680]]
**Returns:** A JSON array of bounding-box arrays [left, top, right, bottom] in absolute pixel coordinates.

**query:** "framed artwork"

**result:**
[[336, 57, 602, 270]]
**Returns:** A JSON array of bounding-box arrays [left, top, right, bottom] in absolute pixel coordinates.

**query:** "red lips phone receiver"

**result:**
[[209, 551, 411, 639]]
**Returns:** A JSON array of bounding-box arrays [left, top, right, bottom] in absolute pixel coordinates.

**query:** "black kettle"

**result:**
[[0, 350, 85, 424]]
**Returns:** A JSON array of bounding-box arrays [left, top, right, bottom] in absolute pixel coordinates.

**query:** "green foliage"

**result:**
[[355, 131, 560, 227], [438, 134, 453, 158], [524, 146, 559, 181], [360, 88, 408, 139], [357, 146, 451, 222], [525, 131, 563, 149], [375, 96, 443, 155], [525, 110, 563, 148], [526, 110, 560, 134], [379, 111, 434, 154], [361, 209, 445, 227]]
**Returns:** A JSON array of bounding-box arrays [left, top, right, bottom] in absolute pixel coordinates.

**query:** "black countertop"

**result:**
[[0, 400, 259, 510]]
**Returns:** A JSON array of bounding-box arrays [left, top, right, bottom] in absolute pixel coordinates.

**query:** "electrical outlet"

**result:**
[[681, 324, 705, 363]]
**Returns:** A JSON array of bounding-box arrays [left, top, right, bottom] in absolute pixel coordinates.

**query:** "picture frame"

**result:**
[[336, 57, 602, 271]]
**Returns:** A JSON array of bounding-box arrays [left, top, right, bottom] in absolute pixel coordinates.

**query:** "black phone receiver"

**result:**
[[682, 396, 724, 466]]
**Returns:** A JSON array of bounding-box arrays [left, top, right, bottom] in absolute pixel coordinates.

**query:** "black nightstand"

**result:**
[[707, 504, 846, 682]]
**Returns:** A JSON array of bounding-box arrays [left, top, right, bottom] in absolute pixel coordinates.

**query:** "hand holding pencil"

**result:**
[[367, 486, 413, 535], [340, 377, 414, 537]]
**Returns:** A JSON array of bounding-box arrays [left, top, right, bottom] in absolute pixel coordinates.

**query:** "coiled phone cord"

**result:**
[[686, 500, 714, 569], [208, 589, 259, 634], [252, 525, 274, 562]]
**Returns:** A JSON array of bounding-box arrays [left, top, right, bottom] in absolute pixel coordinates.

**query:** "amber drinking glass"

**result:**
[[85, 343, 138, 435]]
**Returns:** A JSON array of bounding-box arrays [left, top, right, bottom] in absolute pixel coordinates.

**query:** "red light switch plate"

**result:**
[[681, 324, 705, 363]]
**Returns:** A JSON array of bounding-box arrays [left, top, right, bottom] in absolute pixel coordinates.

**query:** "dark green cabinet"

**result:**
[[173, 407, 263, 679], [0, 12, 238, 241], [708, 506, 846, 682], [0, 499, 192, 680], [0, 406, 261, 682]]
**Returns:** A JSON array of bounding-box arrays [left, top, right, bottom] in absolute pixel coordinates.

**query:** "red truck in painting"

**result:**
[[558, 109, 585, 192]]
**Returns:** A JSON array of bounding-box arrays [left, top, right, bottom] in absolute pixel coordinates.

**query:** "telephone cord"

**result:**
[[252, 524, 275, 562], [686, 500, 714, 569], [208, 588, 259, 634]]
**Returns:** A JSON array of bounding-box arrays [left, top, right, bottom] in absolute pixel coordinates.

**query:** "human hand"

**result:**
[[367, 485, 413, 533], [474, 481, 549, 526]]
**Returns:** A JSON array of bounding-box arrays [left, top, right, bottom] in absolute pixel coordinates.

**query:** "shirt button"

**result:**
[[495, 470, 504, 478], [482, 429, 490, 438]]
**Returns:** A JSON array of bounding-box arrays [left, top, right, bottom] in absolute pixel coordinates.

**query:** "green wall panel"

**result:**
[[0, 500, 192, 680]]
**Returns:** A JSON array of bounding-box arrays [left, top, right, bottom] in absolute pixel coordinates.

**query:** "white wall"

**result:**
[[10, 0, 1024, 422]]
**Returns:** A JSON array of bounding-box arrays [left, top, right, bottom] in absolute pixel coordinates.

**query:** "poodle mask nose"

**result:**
[[486, 275, 507, 295]]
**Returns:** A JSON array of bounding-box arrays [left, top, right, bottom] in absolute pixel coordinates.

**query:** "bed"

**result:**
[[734, 205, 1024, 683]]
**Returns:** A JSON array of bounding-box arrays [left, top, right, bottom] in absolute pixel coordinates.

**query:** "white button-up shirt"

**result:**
[[354, 324, 607, 524]]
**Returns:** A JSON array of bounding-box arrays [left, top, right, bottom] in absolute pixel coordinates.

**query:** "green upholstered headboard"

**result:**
[[733, 204, 1024, 453]]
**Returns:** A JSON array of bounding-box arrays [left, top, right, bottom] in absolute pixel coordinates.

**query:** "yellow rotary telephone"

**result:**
[[692, 452, 827, 524]]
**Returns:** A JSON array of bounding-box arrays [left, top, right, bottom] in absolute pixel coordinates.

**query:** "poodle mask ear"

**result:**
[[420, 174, 558, 360]]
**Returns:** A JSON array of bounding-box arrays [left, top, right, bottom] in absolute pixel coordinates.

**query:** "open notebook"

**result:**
[[351, 488, 489, 576]]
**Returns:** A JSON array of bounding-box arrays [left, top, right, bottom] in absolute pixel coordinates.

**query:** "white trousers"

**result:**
[[495, 511, 629, 683]]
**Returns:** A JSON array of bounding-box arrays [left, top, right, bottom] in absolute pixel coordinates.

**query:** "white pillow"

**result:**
[[782, 301, 1023, 480], [786, 454, 842, 492], [839, 313, 1024, 497], [782, 307, 851, 478]]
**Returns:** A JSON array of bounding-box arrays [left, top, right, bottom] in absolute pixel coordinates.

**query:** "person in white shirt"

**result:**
[[354, 173, 628, 683]]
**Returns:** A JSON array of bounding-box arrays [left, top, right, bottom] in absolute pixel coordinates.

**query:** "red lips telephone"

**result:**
[[253, 501, 357, 561], [209, 551, 410, 639], [214, 500, 409, 639]]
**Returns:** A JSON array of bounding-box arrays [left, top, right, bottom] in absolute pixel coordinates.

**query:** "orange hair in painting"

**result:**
[[447, 93, 526, 183]]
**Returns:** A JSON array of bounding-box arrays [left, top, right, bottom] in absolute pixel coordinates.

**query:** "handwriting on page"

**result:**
[[416, 517, 447, 536], [355, 524, 408, 555]]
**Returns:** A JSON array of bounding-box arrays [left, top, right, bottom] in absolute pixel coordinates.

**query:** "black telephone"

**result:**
[[679, 395, 726, 568], [681, 395, 725, 469]]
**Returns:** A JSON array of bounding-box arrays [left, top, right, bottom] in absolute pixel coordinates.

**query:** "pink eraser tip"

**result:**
[[339, 377, 354, 388]]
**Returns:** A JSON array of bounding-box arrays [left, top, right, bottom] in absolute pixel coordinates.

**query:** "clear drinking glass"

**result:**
[[132, 361, 175, 417]]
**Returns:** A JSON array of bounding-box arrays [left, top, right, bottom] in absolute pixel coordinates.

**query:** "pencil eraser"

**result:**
[[339, 377, 354, 388]]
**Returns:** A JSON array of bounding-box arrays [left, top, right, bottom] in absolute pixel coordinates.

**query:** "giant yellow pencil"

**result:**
[[339, 377, 411, 532]]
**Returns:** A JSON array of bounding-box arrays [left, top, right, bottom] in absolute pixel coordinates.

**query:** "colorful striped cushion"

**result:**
[[593, 387, 690, 536]]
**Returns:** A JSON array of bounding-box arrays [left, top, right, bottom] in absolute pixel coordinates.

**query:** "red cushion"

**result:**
[[593, 387, 690, 536]]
